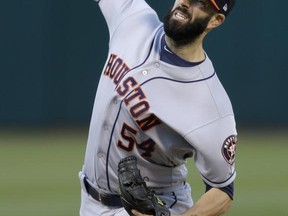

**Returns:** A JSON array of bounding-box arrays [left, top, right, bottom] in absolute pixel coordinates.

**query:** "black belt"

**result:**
[[83, 177, 123, 207]]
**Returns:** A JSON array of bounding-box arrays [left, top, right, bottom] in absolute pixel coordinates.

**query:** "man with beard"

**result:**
[[79, 0, 237, 216]]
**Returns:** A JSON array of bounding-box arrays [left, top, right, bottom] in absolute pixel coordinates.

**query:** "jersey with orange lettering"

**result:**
[[80, 0, 237, 214]]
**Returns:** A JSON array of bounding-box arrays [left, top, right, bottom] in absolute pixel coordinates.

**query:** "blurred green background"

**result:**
[[1, 129, 287, 216], [0, 0, 287, 216]]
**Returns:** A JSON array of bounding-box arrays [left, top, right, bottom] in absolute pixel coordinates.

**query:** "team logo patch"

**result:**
[[222, 135, 237, 165]]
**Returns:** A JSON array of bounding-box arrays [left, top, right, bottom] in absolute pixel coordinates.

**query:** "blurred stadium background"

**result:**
[[0, 0, 287, 216]]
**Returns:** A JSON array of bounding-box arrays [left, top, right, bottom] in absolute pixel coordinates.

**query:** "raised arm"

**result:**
[[95, 0, 154, 38]]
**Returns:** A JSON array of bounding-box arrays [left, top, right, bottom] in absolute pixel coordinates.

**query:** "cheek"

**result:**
[[171, 0, 180, 11]]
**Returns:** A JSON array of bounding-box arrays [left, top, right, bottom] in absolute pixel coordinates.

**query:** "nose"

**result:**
[[177, 0, 191, 8]]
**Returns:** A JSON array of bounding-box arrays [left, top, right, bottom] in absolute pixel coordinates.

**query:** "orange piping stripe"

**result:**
[[210, 0, 220, 10]]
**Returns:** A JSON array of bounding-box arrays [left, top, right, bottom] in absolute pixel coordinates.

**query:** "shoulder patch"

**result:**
[[222, 135, 237, 165]]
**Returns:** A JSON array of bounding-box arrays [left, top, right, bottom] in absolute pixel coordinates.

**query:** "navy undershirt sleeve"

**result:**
[[204, 181, 234, 200]]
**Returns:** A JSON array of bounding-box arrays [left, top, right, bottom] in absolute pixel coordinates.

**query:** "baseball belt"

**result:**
[[83, 177, 123, 207]]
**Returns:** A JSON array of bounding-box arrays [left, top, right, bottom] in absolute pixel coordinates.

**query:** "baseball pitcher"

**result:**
[[79, 0, 237, 215]]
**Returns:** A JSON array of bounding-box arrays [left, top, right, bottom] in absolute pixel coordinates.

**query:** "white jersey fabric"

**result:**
[[80, 0, 237, 215]]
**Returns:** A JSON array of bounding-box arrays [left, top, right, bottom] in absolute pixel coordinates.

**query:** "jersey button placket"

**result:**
[[154, 62, 160, 68], [141, 70, 148, 76], [103, 124, 109, 131], [97, 152, 104, 158]]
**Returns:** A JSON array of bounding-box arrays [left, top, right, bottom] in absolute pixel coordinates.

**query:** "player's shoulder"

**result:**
[[201, 57, 235, 118], [99, 0, 158, 27]]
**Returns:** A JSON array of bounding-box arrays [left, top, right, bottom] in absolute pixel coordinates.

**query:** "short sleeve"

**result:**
[[185, 115, 237, 188]]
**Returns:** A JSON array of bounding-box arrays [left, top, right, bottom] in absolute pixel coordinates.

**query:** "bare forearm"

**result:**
[[180, 188, 232, 216], [132, 188, 232, 216]]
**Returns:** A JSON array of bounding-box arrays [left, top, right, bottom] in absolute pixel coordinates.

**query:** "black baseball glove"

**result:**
[[118, 156, 171, 216]]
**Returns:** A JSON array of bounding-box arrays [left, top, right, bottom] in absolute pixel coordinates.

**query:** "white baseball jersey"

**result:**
[[81, 0, 237, 212]]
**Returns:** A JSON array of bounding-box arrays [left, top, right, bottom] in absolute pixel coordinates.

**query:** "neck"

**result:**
[[165, 35, 205, 62]]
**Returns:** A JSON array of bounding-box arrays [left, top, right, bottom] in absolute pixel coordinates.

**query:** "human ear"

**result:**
[[208, 13, 225, 29]]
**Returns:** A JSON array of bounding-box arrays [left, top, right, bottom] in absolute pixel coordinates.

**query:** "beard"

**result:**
[[163, 7, 212, 46]]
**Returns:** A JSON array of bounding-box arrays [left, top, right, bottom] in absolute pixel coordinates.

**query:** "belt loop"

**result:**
[[79, 171, 88, 194]]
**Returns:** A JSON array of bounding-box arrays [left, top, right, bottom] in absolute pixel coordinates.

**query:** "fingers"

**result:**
[[131, 209, 176, 216], [131, 210, 153, 216]]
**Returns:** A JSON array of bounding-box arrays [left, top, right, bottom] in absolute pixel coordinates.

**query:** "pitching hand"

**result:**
[[131, 210, 152, 216], [131, 210, 176, 216]]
